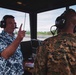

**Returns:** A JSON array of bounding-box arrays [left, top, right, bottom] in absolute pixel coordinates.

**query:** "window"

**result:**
[[37, 8, 65, 40], [70, 5, 76, 10], [0, 7, 31, 41]]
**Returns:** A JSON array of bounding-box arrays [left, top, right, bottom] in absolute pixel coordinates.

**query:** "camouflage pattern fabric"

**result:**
[[34, 33, 76, 75]]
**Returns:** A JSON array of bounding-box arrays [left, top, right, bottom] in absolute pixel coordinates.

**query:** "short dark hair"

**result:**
[[2, 15, 14, 22]]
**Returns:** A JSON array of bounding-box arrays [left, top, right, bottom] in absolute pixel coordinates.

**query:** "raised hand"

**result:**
[[17, 24, 26, 40]]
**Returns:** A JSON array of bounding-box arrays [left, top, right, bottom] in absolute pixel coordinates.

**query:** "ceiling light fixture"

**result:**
[[17, 1, 22, 5]]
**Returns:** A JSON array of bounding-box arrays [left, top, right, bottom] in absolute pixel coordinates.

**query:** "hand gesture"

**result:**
[[17, 24, 26, 40]]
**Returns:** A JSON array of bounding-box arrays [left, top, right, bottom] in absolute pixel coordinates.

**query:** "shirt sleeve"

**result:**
[[34, 44, 48, 75]]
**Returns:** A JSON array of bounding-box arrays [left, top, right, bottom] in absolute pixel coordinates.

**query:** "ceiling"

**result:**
[[0, 0, 76, 13]]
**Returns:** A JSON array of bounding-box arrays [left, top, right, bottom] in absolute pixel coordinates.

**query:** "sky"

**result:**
[[0, 5, 76, 32]]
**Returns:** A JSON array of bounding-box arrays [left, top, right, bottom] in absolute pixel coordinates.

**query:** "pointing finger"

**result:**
[[19, 24, 22, 32]]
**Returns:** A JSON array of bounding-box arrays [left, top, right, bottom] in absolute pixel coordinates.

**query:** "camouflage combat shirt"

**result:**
[[34, 33, 76, 75], [0, 30, 24, 75]]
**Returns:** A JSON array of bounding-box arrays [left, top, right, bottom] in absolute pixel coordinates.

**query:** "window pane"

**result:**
[[69, 5, 76, 10], [0, 7, 30, 41], [37, 8, 65, 40]]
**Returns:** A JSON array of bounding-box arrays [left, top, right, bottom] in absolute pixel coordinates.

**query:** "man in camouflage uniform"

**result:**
[[34, 9, 76, 75]]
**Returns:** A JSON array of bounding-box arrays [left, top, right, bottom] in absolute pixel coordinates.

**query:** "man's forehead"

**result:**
[[6, 18, 15, 21]]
